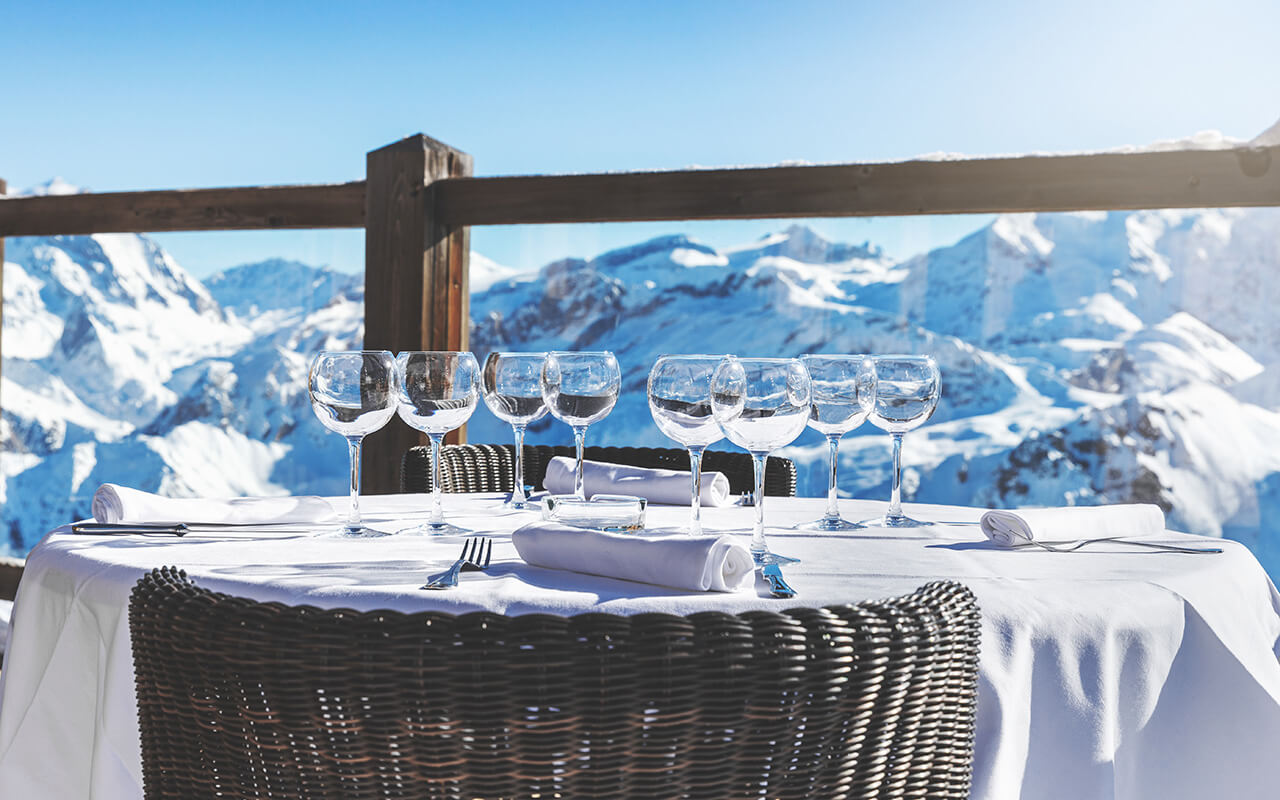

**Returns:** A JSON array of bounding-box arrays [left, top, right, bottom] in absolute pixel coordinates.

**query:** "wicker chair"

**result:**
[[0, 557, 22, 602], [130, 567, 981, 800], [402, 443, 798, 497]]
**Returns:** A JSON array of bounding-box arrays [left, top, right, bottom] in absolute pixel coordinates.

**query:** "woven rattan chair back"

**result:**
[[402, 443, 798, 497], [131, 567, 980, 800]]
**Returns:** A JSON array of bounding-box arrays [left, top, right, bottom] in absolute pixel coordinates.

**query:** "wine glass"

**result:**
[[482, 351, 548, 509], [648, 354, 726, 535], [541, 351, 622, 500], [710, 357, 811, 565], [395, 351, 481, 535], [308, 350, 397, 537], [796, 354, 877, 531], [865, 355, 941, 528]]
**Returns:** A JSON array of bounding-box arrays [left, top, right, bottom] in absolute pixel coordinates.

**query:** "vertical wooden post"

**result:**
[[361, 135, 473, 495]]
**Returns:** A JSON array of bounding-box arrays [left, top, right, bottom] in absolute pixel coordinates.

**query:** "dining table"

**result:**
[[1, 493, 1278, 800]]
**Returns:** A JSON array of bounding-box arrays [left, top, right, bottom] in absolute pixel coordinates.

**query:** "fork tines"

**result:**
[[461, 537, 492, 569]]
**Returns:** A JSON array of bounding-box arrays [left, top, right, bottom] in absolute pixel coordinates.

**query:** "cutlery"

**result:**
[[759, 562, 796, 598], [71, 521, 313, 536], [421, 537, 493, 590], [1017, 536, 1222, 554]]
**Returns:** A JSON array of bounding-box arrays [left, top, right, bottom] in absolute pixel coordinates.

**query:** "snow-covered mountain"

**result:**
[[5, 209, 1280, 582], [0, 235, 363, 552], [467, 213, 1280, 579]]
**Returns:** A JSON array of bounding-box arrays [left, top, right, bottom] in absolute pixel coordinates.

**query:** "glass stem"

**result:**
[[511, 424, 528, 505], [345, 435, 363, 532], [888, 432, 905, 519], [688, 445, 706, 536], [750, 452, 768, 558], [825, 434, 841, 520], [573, 425, 588, 500], [429, 433, 446, 525]]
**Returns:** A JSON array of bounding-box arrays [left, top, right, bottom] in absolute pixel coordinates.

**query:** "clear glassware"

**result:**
[[796, 354, 877, 531], [308, 350, 397, 538], [395, 351, 481, 535], [865, 355, 941, 528], [541, 351, 622, 500], [647, 354, 727, 535], [482, 351, 548, 509], [710, 356, 811, 564]]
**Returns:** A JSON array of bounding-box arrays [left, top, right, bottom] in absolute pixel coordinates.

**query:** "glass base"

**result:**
[[865, 515, 934, 529], [323, 525, 390, 539], [794, 516, 866, 532], [398, 521, 473, 536], [502, 493, 533, 510], [752, 550, 800, 566]]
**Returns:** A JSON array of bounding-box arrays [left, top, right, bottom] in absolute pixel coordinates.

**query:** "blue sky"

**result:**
[[3, 0, 1278, 276]]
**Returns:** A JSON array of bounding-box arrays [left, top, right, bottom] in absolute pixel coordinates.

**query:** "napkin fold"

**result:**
[[91, 484, 339, 526], [512, 522, 754, 592], [543, 456, 733, 506], [979, 504, 1165, 547]]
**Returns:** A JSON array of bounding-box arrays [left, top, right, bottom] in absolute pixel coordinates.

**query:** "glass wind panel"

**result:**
[[468, 211, 1280, 580], [1, 229, 363, 555]]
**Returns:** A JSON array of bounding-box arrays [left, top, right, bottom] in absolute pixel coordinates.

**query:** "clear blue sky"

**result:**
[[3, 0, 1278, 276]]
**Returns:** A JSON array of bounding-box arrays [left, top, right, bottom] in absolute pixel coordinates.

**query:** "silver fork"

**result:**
[[1017, 536, 1222, 555], [420, 538, 493, 590]]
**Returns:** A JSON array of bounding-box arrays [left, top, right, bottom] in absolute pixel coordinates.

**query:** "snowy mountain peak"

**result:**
[[733, 224, 883, 264], [988, 214, 1056, 257], [470, 252, 529, 292], [21, 177, 83, 196], [595, 234, 716, 270], [206, 259, 357, 318]]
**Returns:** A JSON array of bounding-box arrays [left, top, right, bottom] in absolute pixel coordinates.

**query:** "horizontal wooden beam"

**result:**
[[0, 182, 366, 236], [433, 145, 1280, 226], [1, 145, 1277, 239]]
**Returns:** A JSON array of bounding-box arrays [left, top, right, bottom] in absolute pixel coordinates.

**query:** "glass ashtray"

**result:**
[[542, 494, 647, 532]]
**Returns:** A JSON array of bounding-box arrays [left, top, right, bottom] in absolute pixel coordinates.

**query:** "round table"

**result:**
[[2, 494, 1279, 800]]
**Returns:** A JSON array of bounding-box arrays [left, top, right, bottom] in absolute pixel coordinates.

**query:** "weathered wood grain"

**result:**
[[433, 146, 1280, 225], [0, 182, 366, 235], [361, 134, 474, 495]]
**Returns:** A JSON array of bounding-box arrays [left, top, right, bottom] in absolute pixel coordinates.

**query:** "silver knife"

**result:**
[[71, 522, 312, 536], [760, 562, 796, 598]]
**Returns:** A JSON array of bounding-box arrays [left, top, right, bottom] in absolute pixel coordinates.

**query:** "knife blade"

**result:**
[[71, 522, 313, 536]]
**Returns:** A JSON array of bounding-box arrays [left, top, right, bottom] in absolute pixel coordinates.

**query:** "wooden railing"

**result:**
[[2, 134, 1278, 493]]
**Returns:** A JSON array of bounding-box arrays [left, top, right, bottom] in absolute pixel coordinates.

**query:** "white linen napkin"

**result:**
[[543, 456, 733, 506], [91, 484, 338, 526], [979, 504, 1165, 547], [512, 521, 754, 592]]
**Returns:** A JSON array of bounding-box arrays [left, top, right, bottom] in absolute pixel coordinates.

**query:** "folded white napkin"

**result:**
[[0, 598, 11, 660], [512, 522, 754, 592], [979, 504, 1165, 547], [543, 456, 733, 506], [91, 484, 338, 526]]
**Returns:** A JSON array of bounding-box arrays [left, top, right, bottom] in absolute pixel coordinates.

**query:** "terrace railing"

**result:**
[[2, 133, 1278, 494]]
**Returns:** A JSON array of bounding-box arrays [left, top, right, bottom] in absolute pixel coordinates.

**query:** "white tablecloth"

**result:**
[[2, 494, 1279, 800]]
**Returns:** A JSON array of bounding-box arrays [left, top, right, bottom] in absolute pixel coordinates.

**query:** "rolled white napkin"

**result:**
[[979, 504, 1165, 547], [91, 483, 338, 526], [543, 456, 733, 507], [512, 522, 754, 592]]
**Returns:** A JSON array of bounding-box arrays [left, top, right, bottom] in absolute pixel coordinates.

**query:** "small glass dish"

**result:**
[[543, 494, 647, 532]]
